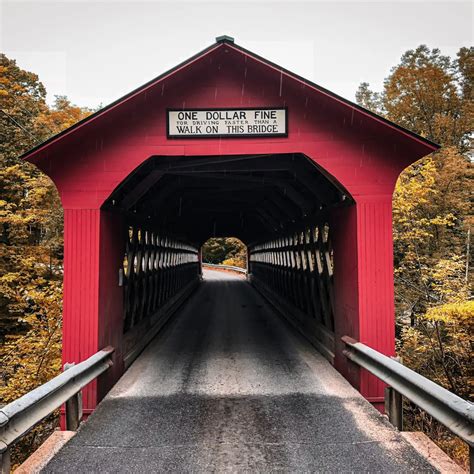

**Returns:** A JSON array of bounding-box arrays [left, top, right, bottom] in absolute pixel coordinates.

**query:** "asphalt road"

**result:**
[[44, 270, 436, 473]]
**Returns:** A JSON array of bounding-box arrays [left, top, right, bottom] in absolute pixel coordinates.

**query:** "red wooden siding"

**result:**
[[62, 209, 101, 417], [24, 40, 436, 415]]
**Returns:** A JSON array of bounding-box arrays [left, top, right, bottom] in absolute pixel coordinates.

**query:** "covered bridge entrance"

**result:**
[[22, 36, 437, 420]]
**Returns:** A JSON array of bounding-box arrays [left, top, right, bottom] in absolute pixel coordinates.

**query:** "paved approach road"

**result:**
[[45, 270, 436, 473]]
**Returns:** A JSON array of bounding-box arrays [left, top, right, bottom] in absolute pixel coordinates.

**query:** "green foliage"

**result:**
[[202, 237, 246, 268], [355, 82, 382, 113]]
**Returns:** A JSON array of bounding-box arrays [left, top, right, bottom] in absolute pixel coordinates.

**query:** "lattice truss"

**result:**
[[249, 223, 335, 332], [122, 225, 199, 333]]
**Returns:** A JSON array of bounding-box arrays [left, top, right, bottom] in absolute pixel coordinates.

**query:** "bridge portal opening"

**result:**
[[104, 153, 350, 245], [103, 152, 353, 366], [201, 237, 247, 270]]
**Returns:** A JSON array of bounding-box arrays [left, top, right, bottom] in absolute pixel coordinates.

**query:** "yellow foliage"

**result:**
[[222, 257, 246, 269], [425, 300, 474, 323], [363, 45, 473, 469], [0, 52, 92, 467]]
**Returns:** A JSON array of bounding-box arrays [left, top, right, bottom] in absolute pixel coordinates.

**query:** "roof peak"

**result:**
[[19, 37, 439, 164], [216, 35, 234, 44]]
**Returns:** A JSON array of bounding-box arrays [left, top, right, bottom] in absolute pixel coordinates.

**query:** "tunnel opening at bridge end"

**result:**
[[201, 237, 247, 271], [102, 152, 354, 366]]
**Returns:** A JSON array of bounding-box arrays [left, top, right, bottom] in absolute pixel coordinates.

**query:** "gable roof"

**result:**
[[20, 36, 439, 163]]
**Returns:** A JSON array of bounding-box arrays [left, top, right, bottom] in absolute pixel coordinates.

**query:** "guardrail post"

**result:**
[[384, 386, 403, 431], [0, 448, 10, 474], [64, 363, 83, 431]]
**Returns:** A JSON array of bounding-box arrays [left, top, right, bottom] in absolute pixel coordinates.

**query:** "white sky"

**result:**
[[1, 1, 472, 109]]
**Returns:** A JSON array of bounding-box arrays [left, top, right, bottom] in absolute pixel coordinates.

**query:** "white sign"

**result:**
[[167, 108, 287, 138]]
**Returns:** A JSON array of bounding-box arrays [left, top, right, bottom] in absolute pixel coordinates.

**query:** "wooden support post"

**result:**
[[385, 386, 403, 431], [65, 392, 82, 431], [246, 247, 250, 277], [0, 449, 10, 474], [64, 363, 83, 431]]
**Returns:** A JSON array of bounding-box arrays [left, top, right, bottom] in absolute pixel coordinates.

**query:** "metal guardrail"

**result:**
[[342, 336, 473, 466], [202, 263, 247, 274], [0, 346, 114, 473]]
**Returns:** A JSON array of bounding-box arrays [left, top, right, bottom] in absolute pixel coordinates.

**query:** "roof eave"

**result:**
[[20, 39, 440, 164], [20, 41, 225, 163], [225, 41, 440, 152]]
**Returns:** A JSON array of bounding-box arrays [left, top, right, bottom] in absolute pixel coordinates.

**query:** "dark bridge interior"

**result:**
[[102, 153, 354, 364], [103, 153, 351, 245]]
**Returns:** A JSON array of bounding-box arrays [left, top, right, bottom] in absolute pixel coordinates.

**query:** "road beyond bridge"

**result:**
[[43, 270, 435, 472]]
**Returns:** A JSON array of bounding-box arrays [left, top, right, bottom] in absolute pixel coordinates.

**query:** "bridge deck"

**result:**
[[44, 270, 435, 472]]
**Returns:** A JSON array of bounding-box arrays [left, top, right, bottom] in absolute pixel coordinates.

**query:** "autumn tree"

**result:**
[[357, 45, 473, 466], [1, 54, 91, 336], [0, 54, 92, 465], [202, 237, 247, 268]]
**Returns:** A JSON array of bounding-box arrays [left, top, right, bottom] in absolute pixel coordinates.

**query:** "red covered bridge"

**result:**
[[15, 36, 452, 471]]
